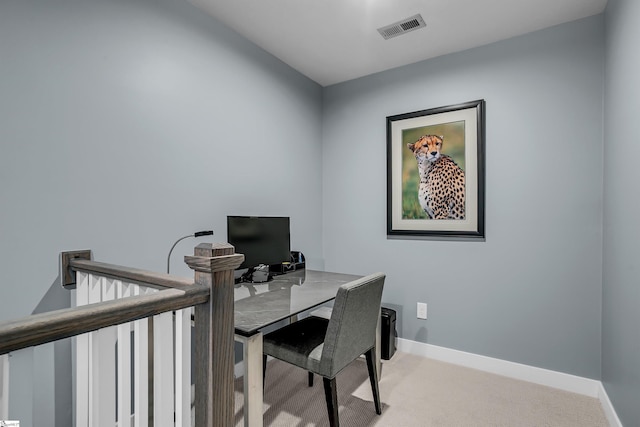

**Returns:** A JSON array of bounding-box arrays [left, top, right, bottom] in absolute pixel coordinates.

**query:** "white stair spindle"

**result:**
[[0, 353, 9, 420], [93, 278, 117, 426], [154, 311, 174, 427], [133, 285, 150, 427], [117, 281, 132, 427], [175, 308, 192, 427], [75, 272, 90, 427]]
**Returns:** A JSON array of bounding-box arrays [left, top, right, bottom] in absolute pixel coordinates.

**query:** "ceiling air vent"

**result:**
[[377, 14, 426, 40]]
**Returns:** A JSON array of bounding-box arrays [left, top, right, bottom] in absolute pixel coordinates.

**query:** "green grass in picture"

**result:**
[[401, 121, 465, 220], [402, 168, 428, 219]]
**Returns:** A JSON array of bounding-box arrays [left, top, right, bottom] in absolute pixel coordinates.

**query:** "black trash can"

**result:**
[[381, 307, 397, 360]]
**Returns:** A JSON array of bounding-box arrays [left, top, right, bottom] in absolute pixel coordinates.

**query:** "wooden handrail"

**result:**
[[0, 285, 208, 355], [1, 256, 212, 355], [69, 258, 193, 289]]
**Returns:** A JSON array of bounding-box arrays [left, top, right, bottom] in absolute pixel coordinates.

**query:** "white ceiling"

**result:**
[[189, 0, 608, 87]]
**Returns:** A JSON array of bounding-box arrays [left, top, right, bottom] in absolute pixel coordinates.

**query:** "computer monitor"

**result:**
[[227, 216, 291, 270]]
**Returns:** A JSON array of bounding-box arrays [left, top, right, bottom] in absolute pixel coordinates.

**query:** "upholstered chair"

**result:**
[[262, 272, 386, 427]]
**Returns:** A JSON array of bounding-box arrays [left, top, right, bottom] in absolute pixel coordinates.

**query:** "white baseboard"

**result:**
[[397, 338, 622, 427], [597, 381, 624, 427]]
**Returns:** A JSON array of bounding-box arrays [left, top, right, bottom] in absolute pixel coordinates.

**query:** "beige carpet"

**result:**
[[234, 351, 608, 427]]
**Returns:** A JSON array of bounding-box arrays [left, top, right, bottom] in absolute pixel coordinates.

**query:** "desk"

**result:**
[[233, 269, 363, 427]]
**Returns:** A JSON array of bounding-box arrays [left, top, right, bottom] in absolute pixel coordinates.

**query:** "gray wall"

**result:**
[[0, 0, 322, 423], [0, 0, 323, 319], [322, 16, 605, 379], [3, 0, 639, 424], [603, 0, 640, 425]]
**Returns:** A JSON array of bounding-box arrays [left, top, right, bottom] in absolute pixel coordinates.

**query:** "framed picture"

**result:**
[[387, 99, 485, 238]]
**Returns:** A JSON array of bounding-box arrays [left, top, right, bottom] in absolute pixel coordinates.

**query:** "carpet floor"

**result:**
[[233, 351, 608, 427]]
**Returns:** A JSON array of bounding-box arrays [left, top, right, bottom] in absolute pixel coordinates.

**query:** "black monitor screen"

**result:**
[[227, 216, 291, 270]]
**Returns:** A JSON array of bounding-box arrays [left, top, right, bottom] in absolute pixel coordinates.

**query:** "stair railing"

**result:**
[[0, 242, 242, 427]]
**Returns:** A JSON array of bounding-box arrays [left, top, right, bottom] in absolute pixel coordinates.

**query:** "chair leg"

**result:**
[[322, 377, 339, 427], [308, 371, 314, 387], [365, 348, 382, 415]]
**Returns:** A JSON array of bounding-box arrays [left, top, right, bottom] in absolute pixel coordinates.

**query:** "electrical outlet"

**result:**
[[417, 302, 427, 319]]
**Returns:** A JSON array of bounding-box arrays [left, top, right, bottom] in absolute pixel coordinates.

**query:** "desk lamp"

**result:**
[[167, 230, 213, 273]]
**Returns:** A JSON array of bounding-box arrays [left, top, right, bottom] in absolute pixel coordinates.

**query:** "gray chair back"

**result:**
[[318, 272, 385, 378]]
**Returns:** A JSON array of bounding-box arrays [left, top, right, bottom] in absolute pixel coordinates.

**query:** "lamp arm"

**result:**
[[167, 234, 194, 274], [167, 230, 214, 274]]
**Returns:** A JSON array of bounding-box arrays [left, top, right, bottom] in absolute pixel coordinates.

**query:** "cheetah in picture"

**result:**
[[407, 135, 466, 220]]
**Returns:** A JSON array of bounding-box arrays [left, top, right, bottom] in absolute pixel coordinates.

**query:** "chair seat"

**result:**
[[263, 316, 329, 375]]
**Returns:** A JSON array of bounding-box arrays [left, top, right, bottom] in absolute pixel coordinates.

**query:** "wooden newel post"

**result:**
[[185, 242, 244, 427]]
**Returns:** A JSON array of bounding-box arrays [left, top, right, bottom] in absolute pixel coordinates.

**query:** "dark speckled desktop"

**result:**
[[234, 269, 361, 336]]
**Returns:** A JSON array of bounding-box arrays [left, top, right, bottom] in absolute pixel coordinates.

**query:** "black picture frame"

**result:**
[[386, 99, 485, 239]]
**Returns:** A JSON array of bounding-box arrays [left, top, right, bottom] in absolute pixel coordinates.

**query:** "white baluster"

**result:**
[[154, 310, 174, 427], [117, 281, 132, 427], [93, 277, 117, 426], [133, 285, 149, 427], [76, 271, 90, 427], [175, 308, 192, 427], [88, 274, 102, 426], [0, 353, 9, 420]]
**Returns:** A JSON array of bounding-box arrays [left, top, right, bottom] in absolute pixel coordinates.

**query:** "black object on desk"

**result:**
[[269, 251, 306, 275], [381, 307, 397, 360]]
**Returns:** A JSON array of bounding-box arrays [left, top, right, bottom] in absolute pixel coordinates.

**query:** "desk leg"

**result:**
[[236, 333, 263, 427]]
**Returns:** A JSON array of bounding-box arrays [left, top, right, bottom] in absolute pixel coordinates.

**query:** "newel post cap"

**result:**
[[184, 242, 244, 273]]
